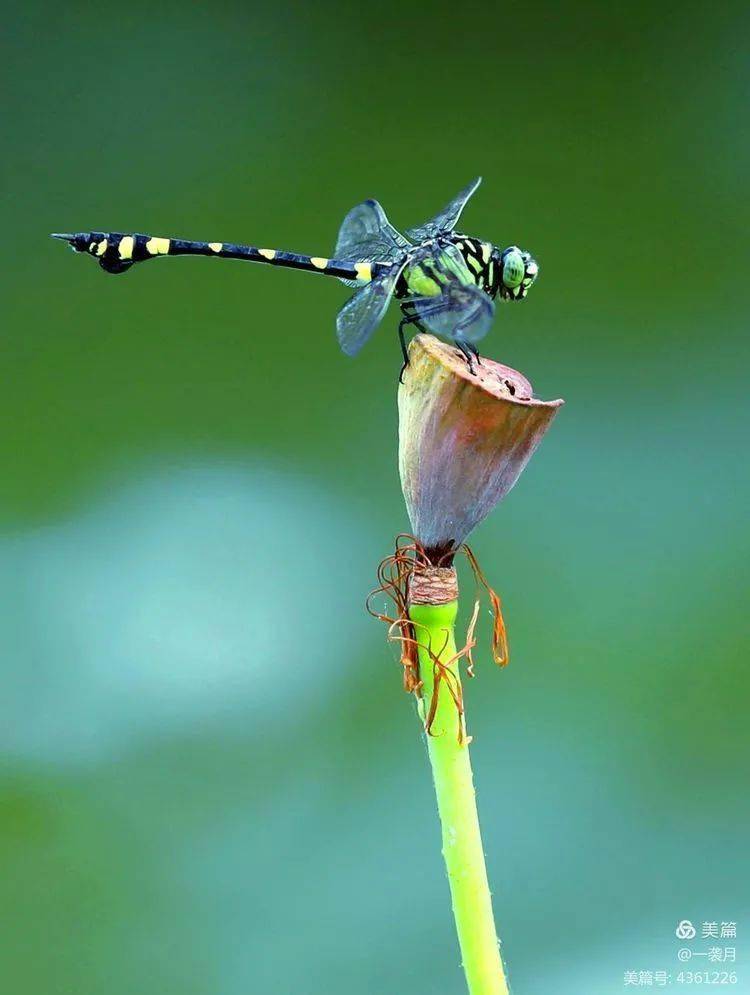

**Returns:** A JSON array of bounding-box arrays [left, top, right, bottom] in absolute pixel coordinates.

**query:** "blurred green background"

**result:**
[[2, 2, 748, 992]]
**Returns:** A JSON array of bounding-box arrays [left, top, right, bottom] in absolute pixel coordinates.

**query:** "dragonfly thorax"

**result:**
[[396, 235, 500, 301]]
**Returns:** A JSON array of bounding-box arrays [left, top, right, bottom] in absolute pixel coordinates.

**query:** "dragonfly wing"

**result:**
[[335, 199, 411, 264], [438, 241, 479, 286], [405, 177, 482, 243], [409, 281, 495, 345], [336, 265, 403, 356]]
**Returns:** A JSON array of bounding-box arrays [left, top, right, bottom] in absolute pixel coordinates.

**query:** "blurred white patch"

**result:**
[[0, 461, 373, 765]]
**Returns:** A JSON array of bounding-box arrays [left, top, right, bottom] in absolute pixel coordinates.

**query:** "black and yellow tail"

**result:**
[[51, 231, 384, 283]]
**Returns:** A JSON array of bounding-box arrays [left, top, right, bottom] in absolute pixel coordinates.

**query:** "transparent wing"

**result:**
[[405, 177, 482, 243], [336, 265, 404, 356], [335, 199, 411, 263], [437, 241, 479, 287], [409, 281, 495, 345]]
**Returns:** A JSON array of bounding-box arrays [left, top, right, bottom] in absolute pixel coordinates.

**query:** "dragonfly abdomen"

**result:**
[[51, 231, 386, 283]]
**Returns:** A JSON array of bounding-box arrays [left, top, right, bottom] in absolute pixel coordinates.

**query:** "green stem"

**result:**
[[409, 600, 509, 995]]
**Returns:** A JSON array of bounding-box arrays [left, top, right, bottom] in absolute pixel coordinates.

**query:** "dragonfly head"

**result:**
[[497, 246, 539, 301]]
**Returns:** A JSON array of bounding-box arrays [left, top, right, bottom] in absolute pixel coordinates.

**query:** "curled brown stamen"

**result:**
[[367, 535, 509, 736]]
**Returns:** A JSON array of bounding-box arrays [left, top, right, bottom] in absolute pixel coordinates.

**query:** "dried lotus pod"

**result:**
[[398, 334, 563, 562]]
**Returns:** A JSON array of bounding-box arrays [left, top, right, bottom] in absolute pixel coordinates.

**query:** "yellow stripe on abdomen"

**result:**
[[118, 236, 134, 260], [146, 236, 171, 255]]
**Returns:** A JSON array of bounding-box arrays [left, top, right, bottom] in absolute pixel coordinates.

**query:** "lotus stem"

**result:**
[[410, 572, 509, 995]]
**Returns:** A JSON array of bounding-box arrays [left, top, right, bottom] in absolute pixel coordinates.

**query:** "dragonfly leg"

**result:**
[[454, 337, 476, 376], [398, 317, 411, 374], [398, 313, 427, 383], [467, 341, 483, 366]]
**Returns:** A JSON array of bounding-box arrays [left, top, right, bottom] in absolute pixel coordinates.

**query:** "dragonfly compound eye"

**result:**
[[501, 248, 525, 289]]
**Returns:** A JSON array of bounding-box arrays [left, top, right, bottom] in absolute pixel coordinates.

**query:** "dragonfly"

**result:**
[[52, 177, 538, 374]]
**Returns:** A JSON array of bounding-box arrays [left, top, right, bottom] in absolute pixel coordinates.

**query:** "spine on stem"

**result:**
[[409, 566, 509, 995]]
